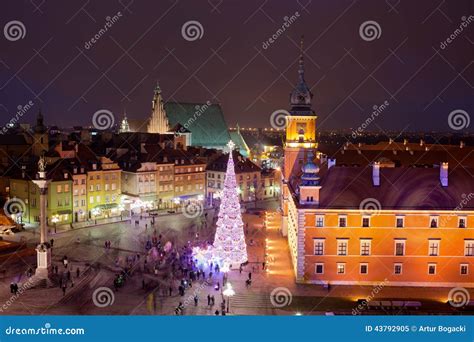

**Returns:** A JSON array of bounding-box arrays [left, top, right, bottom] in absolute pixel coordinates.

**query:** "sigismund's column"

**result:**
[[31, 156, 51, 278]]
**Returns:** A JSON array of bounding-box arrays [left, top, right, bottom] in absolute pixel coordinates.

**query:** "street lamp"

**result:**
[[222, 282, 235, 313], [51, 215, 59, 233]]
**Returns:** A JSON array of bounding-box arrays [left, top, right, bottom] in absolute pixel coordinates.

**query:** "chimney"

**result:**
[[328, 158, 336, 169], [420, 139, 424, 146], [440, 162, 448, 187], [389, 138, 393, 145], [403, 138, 408, 145], [372, 162, 380, 186], [460, 141, 465, 149]]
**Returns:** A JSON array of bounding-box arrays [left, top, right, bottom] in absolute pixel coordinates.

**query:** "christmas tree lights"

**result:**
[[212, 141, 248, 268]]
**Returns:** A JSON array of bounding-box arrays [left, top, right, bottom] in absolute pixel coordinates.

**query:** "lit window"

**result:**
[[360, 239, 371, 256], [315, 263, 324, 274], [394, 240, 405, 256], [313, 239, 325, 256], [428, 239, 440, 256], [337, 239, 348, 256], [338, 215, 347, 228], [428, 263, 436, 275], [394, 263, 403, 275], [396, 216, 404, 228], [460, 264, 469, 275], [337, 263, 346, 274], [464, 240, 474, 256], [360, 263, 368, 274]]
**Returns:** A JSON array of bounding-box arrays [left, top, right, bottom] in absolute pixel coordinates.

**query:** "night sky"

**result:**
[[0, 0, 473, 132]]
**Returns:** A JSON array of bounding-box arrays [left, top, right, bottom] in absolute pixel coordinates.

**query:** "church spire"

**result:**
[[298, 35, 305, 83], [289, 34, 314, 116]]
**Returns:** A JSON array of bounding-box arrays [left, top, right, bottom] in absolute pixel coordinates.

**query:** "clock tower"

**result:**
[[281, 36, 318, 240], [283, 36, 318, 182]]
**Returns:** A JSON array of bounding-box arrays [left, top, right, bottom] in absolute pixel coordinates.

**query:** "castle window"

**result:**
[[460, 264, 469, 275], [337, 263, 346, 274], [337, 239, 348, 256], [313, 239, 325, 255], [315, 263, 324, 274], [394, 240, 405, 256], [430, 216, 439, 228], [394, 263, 403, 275], [359, 263, 368, 274], [465, 240, 474, 256], [362, 216, 370, 227], [396, 216, 404, 228], [315, 215, 324, 227], [428, 263, 437, 275], [338, 215, 347, 227], [458, 217, 466, 228], [360, 239, 371, 256], [428, 239, 440, 256]]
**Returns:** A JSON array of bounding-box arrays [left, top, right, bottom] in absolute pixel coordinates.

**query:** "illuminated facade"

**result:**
[[281, 39, 474, 287]]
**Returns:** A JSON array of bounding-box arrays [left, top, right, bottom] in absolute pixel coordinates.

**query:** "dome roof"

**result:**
[[302, 161, 319, 174]]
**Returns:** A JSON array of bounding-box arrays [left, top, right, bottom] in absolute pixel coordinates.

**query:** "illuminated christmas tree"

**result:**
[[212, 141, 248, 267]]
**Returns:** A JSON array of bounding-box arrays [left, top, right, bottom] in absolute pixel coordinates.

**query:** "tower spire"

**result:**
[[298, 35, 305, 81]]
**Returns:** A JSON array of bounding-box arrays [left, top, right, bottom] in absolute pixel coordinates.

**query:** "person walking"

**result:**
[[76, 267, 80, 278], [248, 272, 252, 280], [207, 294, 211, 306], [194, 295, 198, 306], [62, 283, 67, 296]]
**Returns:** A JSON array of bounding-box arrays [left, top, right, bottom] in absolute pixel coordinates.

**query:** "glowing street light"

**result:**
[[223, 282, 235, 313]]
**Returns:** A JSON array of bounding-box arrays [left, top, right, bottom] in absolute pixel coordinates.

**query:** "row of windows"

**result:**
[[88, 174, 118, 181], [89, 195, 117, 204], [314, 239, 474, 257], [174, 184, 204, 192], [88, 183, 117, 192], [314, 262, 470, 276], [175, 167, 204, 173], [176, 175, 204, 181], [314, 215, 469, 229]]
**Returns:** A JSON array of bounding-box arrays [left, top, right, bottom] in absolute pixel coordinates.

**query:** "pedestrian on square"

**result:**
[[142, 279, 145, 290], [9, 283, 14, 294], [248, 272, 252, 280], [211, 295, 215, 306], [262, 262, 266, 270], [50, 238, 54, 247], [169, 286, 173, 296], [239, 265, 242, 274], [215, 310, 219, 316], [59, 277, 63, 288], [76, 267, 80, 278], [67, 270, 71, 281], [207, 294, 211, 305], [62, 283, 67, 296], [194, 295, 198, 306]]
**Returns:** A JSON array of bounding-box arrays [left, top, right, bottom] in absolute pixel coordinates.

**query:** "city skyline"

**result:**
[[0, 0, 472, 132]]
